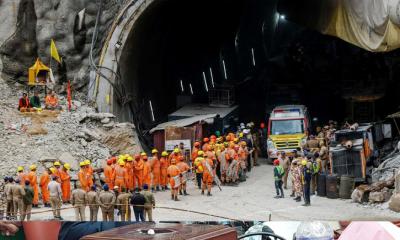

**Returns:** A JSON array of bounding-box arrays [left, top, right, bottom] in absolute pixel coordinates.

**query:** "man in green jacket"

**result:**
[[22, 180, 34, 221], [29, 91, 41, 109], [273, 159, 285, 199]]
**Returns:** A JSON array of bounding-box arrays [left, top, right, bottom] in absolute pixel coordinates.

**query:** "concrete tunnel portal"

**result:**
[[96, 0, 400, 146]]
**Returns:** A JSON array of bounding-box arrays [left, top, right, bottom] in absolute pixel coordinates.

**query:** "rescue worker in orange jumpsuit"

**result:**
[[142, 155, 151, 189], [151, 149, 161, 192], [114, 160, 127, 191], [85, 159, 94, 180], [125, 156, 135, 191], [202, 138, 210, 152], [104, 159, 116, 190], [176, 156, 190, 196], [40, 168, 51, 207], [78, 162, 91, 192], [27, 165, 39, 208], [201, 156, 214, 196], [53, 161, 62, 179], [60, 163, 71, 203], [134, 155, 144, 190], [17, 166, 26, 186], [167, 158, 181, 201], [192, 141, 201, 166], [160, 151, 169, 191]]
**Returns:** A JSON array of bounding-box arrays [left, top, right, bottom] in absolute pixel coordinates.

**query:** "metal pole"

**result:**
[[393, 118, 400, 136]]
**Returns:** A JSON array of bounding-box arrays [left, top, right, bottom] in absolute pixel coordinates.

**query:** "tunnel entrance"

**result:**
[[113, 0, 400, 145]]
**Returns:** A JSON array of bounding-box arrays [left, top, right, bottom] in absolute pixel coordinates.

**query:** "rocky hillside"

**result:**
[[0, 0, 123, 89], [0, 76, 141, 179]]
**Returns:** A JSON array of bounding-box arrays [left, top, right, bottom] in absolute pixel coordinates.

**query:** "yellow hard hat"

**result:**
[[118, 155, 124, 159], [64, 163, 71, 170], [17, 166, 24, 172], [54, 161, 61, 166], [79, 162, 85, 167], [119, 160, 125, 166], [239, 132, 244, 138], [50, 167, 56, 173], [29, 164, 37, 170], [173, 148, 180, 154], [234, 138, 239, 143], [302, 160, 308, 166], [152, 149, 158, 154], [161, 151, 168, 157], [84, 159, 91, 165], [140, 152, 147, 157], [198, 150, 204, 156], [127, 156, 133, 161]]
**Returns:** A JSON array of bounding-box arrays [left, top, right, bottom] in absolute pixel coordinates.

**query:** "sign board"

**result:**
[[165, 139, 191, 151]]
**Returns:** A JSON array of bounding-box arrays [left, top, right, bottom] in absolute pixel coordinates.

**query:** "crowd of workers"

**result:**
[[18, 90, 62, 112], [272, 122, 337, 207], [2, 123, 260, 221]]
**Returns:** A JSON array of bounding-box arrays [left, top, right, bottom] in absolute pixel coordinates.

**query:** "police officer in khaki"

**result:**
[[87, 185, 100, 221], [48, 176, 62, 220], [11, 179, 25, 220], [71, 183, 87, 221], [4, 177, 14, 219], [116, 187, 131, 221], [98, 184, 116, 221]]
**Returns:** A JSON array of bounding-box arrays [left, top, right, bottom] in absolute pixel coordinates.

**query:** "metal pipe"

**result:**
[[209, 67, 215, 88], [149, 100, 155, 122], [202, 72, 209, 92]]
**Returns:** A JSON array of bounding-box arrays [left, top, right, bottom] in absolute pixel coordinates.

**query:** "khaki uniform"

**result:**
[[87, 190, 100, 221], [99, 191, 116, 221], [116, 193, 131, 221], [143, 190, 155, 221], [48, 180, 62, 218], [11, 184, 25, 220], [304, 139, 320, 152], [282, 157, 290, 189], [71, 188, 87, 221], [5, 183, 14, 218]]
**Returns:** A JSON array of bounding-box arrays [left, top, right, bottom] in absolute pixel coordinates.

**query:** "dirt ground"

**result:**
[[29, 159, 400, 221]]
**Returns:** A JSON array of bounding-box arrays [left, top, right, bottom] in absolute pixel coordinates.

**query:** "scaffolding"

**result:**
[[208, 87, 235, 107]]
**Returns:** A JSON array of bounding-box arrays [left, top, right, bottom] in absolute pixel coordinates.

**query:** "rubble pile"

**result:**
[[0, 77, 141, 180], [371, 148, 400, 182]]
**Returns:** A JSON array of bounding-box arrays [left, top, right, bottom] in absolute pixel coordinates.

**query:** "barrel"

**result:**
[[326, 174, 339, 199], [339, 175, 355, 199], [317, 173, 327, 197]]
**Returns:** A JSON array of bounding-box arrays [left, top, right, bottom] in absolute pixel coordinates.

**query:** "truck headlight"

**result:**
[[301, 137, 307, 146], [267, 139, 275, 149]]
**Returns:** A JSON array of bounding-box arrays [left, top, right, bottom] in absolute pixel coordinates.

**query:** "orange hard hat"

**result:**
[[210, 135, 216, 139], [203, 138, 209, 143], [107, 159, 113, 165]]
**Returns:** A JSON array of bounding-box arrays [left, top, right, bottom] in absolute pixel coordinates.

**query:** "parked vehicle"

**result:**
[[266, 105, 310, 163]]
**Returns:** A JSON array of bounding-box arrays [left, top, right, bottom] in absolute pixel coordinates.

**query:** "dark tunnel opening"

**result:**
[[118, 0, 400, 145]]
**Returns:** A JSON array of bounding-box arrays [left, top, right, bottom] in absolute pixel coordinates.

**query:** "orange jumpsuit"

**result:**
[[114, 165, 128, 190], [26, 171, 39, 205], [17, 172, 26, 185], [125, 162, 135, 191], [167, 165, 181, 189], [151, 156, 161, 188], [78, 168, 92, 192], [143, 160, 151, 187], [192, 147, 199, 163], [202, 143, 210, 152], [60, 169, 71, 202], [160, 157, 169, 187], [104, 164, 115, 189], [134, 160, 144, 189], [39, 172, 50, 204], [201, 158, 214, 186]]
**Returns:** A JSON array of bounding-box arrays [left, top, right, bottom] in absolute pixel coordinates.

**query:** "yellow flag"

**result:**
[[50, 39, 61, 63]]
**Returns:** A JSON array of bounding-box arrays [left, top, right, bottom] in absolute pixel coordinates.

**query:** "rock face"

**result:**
[[0, 0, 122, 89], [389, 193, 400, 212]]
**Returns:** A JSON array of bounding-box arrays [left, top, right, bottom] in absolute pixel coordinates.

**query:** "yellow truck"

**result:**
[[266, 105, 310, 162]]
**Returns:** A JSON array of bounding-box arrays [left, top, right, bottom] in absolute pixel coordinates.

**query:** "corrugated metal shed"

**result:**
[[150, 114, 216, 134]]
